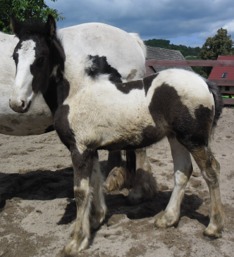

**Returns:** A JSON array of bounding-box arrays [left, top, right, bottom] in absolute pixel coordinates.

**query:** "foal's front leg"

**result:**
[[63, 150, 106, 256]]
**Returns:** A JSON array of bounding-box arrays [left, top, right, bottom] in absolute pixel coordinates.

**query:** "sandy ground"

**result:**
[[0, 108, 233, 257]]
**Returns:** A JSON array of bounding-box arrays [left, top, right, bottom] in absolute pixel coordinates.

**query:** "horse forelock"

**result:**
[[15, 39, 36, 59], [14, 17, 64, 70], [15, 20, 50, 39]]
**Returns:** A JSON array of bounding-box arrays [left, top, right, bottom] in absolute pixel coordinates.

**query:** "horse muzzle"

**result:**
[[9, 98, 31, 113]]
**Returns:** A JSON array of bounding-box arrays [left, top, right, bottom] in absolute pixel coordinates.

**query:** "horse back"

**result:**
[[59, 23, 146, 82]]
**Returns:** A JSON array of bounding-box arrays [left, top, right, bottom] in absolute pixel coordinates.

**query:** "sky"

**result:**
[[45, 0, 234, 47]]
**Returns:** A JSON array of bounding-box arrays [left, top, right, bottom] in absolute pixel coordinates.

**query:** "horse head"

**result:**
[[9, 15, 65, 113]]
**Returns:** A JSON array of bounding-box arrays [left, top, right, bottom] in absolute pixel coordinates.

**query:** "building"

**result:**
[[145, 46, 192, 75], [209, 55, 234, 81], [208, 55, 234, 105]]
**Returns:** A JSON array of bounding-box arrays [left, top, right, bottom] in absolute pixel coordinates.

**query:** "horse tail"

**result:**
[[206, 80, 223, 127], [129, 33, 147, 59]]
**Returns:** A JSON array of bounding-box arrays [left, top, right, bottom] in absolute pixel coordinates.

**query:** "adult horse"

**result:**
[[0, 20, 146, 135], [0, 19, 154, 202], [0, 31, 52, 135], [9, 16, 224, 256]]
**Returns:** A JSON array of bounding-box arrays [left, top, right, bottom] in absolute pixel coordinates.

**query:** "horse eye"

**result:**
[[36, 57, 45, 67]]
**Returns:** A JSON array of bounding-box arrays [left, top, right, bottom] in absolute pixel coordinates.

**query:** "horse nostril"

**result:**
[[21, 100, 25, 108]]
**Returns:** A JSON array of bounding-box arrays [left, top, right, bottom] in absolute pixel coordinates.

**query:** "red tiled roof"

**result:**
[[208, 55, 234, 80]]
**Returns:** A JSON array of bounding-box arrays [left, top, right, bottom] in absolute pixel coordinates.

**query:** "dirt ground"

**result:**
[[0, 107, 233, 257]]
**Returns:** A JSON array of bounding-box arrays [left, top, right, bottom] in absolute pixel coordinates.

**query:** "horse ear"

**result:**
[[46, 15, 64, 63], [46, 15, 56, 37], [10, 16, 21, 38]]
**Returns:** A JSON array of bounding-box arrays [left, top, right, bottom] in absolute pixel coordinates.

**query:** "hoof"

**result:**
[[154, 211, 178, 228], [61, 235, 89, 257], [90, 206, 107, 230], [203, 224, 223, 238]]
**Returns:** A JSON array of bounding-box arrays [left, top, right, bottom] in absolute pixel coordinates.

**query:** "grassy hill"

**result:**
[[144, 39, 201, 59]]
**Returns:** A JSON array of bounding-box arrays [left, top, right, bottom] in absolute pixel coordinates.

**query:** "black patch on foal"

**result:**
[[54, 104, 97, 184], [143, 73, 158, 94], [149, 83, 213, 149], [54, 104, 76, 151], [114, 73, 158, 95], [115, 80, 143, 94], [85, 55, 122, 83]]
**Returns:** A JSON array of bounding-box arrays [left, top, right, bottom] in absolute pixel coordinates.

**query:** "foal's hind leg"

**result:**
[[155, 137, 193, 228], [191, 147, 224, 237]]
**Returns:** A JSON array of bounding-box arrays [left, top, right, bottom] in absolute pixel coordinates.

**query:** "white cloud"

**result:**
[[45, 0, 234, 46], [224, 20, 234, 34]]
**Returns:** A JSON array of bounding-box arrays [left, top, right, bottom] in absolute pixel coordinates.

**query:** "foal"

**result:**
[[9, 16, 224, 256], [6, 16, 154, 202]]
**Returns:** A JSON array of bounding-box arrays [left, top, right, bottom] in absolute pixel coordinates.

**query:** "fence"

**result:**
[[145, 59, 234, 106]]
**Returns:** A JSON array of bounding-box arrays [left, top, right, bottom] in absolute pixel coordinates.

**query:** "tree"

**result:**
[[199, 28, 233, 76], [200, 28, 233, 60], [0, 0, 63, 33], [144, 39, 171, 49], [144, 38, 201, 58]]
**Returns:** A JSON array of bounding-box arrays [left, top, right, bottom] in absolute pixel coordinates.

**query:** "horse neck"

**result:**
[[43, 37, 67, 115], [43, 70, 69, 116]]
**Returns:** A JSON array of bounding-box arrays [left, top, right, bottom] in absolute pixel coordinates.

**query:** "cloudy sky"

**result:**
[[45, 0, 234, 47]]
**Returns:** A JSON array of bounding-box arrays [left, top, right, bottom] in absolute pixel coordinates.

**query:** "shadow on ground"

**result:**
[[0, 163, 207, 228]]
